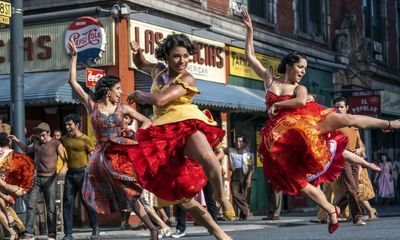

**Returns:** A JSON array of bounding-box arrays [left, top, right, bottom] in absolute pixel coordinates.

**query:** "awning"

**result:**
[[134, 71, 266, 112], [194, 80, 266, 112], [0, 71, 83, 106]]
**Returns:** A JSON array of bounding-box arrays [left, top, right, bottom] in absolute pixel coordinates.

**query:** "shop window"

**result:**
[[295, 0, 329, 42]]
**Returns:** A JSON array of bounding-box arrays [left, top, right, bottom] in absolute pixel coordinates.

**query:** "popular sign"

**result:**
[[129, 20, 226, 83], [65, 17, 107, 63], [349, 95, 381, 118]]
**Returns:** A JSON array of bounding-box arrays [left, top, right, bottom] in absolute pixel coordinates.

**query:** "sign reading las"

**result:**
[[0, 1, 11, 25]]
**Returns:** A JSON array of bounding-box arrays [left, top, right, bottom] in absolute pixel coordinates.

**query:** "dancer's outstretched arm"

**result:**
[[67, 40, 94, 113], [128, 73, 193, 106], [268, 85, 308, 117], [242, 10, 273, 89], [130, 41, 156, 75], [121, 104, 152, 129]]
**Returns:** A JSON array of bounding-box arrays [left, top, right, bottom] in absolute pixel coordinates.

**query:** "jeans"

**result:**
[[175, 205, 186, 232], [25, 175, 57, 236], [63, 168, 98, 235]]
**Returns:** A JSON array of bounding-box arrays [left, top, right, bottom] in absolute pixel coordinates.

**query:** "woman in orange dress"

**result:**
[[243, 10, 393, 234], [107, 34, 233, 240]]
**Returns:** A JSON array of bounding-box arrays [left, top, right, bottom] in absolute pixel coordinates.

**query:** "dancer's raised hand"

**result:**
[[68, 40, 77, 56], [242, 10, 253, 30]]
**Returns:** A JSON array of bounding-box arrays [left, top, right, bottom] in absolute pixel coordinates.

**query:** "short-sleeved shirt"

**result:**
[[33, 138, 60, 176], [61, 134, 94, 169], [338, 127, 359, 151]]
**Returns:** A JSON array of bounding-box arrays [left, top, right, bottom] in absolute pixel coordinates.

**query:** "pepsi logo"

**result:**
[[65, 17, 107, 63]]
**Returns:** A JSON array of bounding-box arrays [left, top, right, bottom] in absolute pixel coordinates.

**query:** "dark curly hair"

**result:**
[[155, 34, 196, 61], [92, 75, 121, 102], [277, 52, 307, 74], [0, 132, 9, 147], [333, 96, 349, 106], [63, 113, 81, 126]]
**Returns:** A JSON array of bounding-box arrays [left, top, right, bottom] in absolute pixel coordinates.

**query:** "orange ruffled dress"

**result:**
[[106, 68, 225, 203], [258, 91, 348, 195], [0, 147, 36, 191]]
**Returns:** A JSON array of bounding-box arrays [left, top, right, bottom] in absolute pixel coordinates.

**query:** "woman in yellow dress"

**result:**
[[107, 34, 233, 240]]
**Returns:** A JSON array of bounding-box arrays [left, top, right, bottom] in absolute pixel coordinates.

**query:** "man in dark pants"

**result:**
[[10, 122, 67, 240], [61, 114, 99, 240], [171, 205, 187, 238], [262, 179, 282, 220], [333, 97, 366, 226], [229, 136, 253, 220]]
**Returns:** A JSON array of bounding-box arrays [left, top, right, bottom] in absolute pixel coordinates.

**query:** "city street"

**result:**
[[58, 205, 400, 240]]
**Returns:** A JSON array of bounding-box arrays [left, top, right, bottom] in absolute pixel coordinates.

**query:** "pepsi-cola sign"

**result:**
[[65, 17, 107, 63]]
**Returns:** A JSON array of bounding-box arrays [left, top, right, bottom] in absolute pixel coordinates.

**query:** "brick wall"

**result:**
[[207, 0, 230, 16], [276, 0, 294, 34]]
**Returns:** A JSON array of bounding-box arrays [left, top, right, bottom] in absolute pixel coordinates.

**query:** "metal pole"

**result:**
[[10, 0, 25, 148]]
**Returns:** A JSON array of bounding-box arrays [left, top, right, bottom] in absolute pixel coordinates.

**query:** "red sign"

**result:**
[[349, 95, 381, 118], [86, 68, 105, 87]]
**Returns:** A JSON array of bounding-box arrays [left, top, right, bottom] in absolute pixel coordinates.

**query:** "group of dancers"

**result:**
[[3, 10, 399, 240]]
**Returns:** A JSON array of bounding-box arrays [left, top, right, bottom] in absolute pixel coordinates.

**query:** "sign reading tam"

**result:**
[[349, 95, 381, 118], [65, 17, 106, 63]]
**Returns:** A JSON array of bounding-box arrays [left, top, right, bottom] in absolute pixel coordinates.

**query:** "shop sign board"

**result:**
[[349, 95, 380, 118], [65, 17, 107, 63], [228, 46, 280, 80], [129, 20, 226, 83], [0, 1, 11, 25], [0, 18, 115, 74], [86, 68, 106, 88]]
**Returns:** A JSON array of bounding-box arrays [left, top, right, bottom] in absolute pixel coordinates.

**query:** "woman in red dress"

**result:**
[[107, 34, 234, 240], [243, 10, 393, 234]]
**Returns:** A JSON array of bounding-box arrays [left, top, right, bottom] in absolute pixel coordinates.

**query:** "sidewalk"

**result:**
[[32, 204, 400, 239]]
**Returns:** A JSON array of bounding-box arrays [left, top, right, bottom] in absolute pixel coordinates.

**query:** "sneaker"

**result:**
[[62, 234, 74, 240], [171, 229, 186, 238], [354, 219, 367, 226], [20, 233, 35, 240]]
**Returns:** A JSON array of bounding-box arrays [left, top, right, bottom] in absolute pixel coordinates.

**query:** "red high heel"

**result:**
[[328, 206, 340, 234]]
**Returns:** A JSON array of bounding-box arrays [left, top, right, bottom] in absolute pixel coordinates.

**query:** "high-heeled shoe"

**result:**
[[158, 227, 171, 239], [213, 194, 236, 221], [12, 186, 26, 197], [328, 206, 340, 234], [368, 208, 377, 221]]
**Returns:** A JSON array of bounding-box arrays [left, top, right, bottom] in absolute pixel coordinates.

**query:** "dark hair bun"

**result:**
[[277, 51, 307, 74]]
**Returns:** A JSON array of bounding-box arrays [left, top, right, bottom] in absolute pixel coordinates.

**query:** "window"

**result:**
[[364, 0, 381, 41], [295, 0, 329, 41], [249, 0, 275, 24], [397, 1, 400, 66], [233, 0, 276, 25], [363, 0, 386, 62]]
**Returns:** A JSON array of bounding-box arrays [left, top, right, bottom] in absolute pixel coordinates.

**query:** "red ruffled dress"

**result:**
[[0, 147, 36, 191], [259, 91, 348, 196], [106, 68, 225, 203]]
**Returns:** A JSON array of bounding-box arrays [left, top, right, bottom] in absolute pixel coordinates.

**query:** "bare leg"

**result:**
[[0, 210, 17, 240], [131, 201, 158, 239], [318, 112, 400, 134], [144, 206, 170, 232], [359, 200, 377, 219], [342, 150, 381, 171], [184, 131, 235, 220], [300, 184, 337, 224], [180, 199, 230, 240]]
